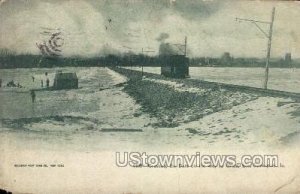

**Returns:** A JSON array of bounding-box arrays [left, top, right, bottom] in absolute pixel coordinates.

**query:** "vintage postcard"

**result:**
[[0, 0, 300, 193]]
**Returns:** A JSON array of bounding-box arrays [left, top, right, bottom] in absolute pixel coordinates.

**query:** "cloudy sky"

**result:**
[[0, 0, 300, 58]]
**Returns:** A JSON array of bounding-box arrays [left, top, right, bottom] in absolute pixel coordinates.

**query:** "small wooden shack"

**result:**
[[53, 71, 78, 90]]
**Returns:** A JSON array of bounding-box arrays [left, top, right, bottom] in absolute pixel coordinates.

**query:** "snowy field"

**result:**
[[125, 66, 300, 93]]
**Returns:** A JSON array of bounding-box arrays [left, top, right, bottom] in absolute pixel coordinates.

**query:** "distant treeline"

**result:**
[[190, 52, 298, 68], [0, 53, 163, 68], [190, 57, 299, 68], [0, 52, 299, 69]]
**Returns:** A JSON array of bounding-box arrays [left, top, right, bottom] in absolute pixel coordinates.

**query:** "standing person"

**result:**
[[41, 80, 43, 88], [46, 78, 50, 88], [30, 90, 36, 103], [0, 79, 2, 88], [32, 76, 35, 82]]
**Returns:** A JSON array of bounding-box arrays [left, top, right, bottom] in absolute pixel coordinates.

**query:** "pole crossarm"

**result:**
[[235, 18, 271, 24], [142, 50, 155, 53], [236, 17, 270, 38]]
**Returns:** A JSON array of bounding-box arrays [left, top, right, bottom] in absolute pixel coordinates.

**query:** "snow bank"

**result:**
[[178, 97, 300, 146], [106, 67, 128, 85], [112, 68, 258, 128]]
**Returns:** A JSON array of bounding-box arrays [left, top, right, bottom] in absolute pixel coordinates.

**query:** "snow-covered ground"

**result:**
[[175, 97, 300, 147], [124, 66, 300, 93], [143, 77, 208, 94]]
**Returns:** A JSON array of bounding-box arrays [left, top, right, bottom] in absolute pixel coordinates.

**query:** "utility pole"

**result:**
[[236, 7, 275, 89], [142, 48, 144, 76], [184, 36, 187, 56], [141, 48, 154, 77], [264, 7, 275, 89]]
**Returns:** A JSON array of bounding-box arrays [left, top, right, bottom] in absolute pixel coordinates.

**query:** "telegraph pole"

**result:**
[[142, 48, 144, 76], [264, 7, 275, 89], [184, 36, 187, 56], [141, 48, 154, 77], [236, 7, 275, 89]]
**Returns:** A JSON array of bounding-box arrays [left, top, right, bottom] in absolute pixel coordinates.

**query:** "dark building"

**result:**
[[53, 71, 78, 90], [160, 55, 189, 78], [159, 40, 189, 78]]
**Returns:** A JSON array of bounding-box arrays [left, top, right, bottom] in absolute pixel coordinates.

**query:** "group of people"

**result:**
[[3, 80, 23, 88], [1, 73, 50, 89], [40, 78, 50, 88], [30, 72, 51, 103], [31, 73, 50, 103], [0, 73, 51, 103], [31, 73, 50, 88]]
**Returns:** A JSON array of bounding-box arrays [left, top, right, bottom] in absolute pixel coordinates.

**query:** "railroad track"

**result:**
[[111, 67, 300, 101], [182, 78, 300, 100]]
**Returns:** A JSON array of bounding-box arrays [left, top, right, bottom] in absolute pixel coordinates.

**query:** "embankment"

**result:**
[[110, 67, 259, 128]]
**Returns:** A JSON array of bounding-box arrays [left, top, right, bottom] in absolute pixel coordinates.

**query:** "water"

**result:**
[[126, 66, 300, 93]]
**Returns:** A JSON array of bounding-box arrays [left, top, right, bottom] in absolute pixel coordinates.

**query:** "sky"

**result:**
[[0, 0, 300, 58]]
